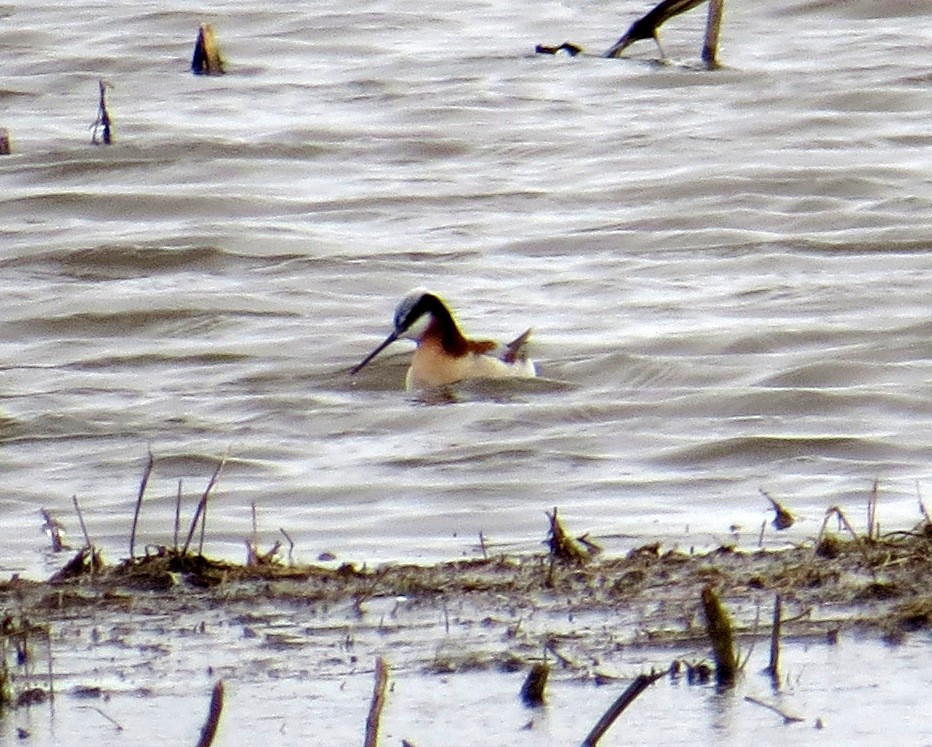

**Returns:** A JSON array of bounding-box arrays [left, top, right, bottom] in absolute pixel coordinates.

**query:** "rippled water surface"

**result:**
[[1, 0, 931, 576]]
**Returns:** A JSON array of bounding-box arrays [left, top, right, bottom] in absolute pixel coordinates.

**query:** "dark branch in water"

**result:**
[[581, 667, 668, 746], [767, 593, 783, 685], [195, 681, 225, 747], [192, 24, 225, 75], [90, 79, 113, 145], [72, 495, 92, 548]]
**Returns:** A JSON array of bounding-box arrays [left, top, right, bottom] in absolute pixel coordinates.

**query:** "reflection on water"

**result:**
[[2, 0, 932, 578]]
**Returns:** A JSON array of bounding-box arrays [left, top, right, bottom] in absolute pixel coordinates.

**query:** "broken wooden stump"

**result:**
[[520, 662, 549, 707], [700, 585, 738, 687]]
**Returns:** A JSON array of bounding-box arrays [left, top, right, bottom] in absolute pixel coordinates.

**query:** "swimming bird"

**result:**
[[351, 289, 536, 390], [604, 0, 707, 59]]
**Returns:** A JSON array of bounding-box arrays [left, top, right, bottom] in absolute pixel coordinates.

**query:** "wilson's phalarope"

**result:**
[[351, 289, 537, 390]]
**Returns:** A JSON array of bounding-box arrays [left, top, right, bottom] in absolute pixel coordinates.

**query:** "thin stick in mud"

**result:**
[[364, 657, 389, 747], [72, 495, 92, 548], [195, 680, 225, 747], [867, 479, 879, 541], [181, 454, 227, 555], [173, 479, 183, 551], [279, 527, 295, 566], [129, 450, 154, 559], [767, 593, 782, 684], [581, 668, 667, 746], [701, 585, 738, 687]]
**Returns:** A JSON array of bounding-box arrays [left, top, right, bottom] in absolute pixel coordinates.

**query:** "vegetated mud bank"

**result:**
[[0, 516, 929, 744]]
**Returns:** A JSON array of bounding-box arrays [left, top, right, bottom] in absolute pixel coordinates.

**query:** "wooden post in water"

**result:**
[[0, 129, 10, 155], [701, 0, 724, 69], [192, 24, 225, 75]]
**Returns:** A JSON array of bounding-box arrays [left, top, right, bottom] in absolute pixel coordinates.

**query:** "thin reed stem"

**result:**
[[129, 450, 154, 559], [181, 454, 227, 555]]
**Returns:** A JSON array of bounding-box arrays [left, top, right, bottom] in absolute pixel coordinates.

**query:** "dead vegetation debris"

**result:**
[[1, 523, 929, 646]]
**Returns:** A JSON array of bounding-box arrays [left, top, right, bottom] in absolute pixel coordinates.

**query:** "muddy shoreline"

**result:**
[[0, 523, 929, 744]]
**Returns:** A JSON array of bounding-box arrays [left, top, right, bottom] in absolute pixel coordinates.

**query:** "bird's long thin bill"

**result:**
[[350, 331, 399, 374]]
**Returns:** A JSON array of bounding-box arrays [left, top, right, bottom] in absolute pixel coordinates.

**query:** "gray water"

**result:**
[[2, 0, 932, 577]]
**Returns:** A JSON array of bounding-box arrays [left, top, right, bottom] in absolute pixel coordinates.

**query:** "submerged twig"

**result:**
[[245, 539, 282, 567], [364, 658, 389, 747], [129, 450, 154, 559], [195, 680, 225, 747], [81, 705, 124, 731], [279, 528, 295, 566], [581, 668, 667, 746], [744, 695, 803, 724], [353, 568, 391, 616], [816, 505, 877, 575], [818, 505, 860, 545]]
